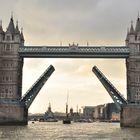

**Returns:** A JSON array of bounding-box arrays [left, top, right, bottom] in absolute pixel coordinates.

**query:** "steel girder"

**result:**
[[20, 65, 55, 109], [92, 66, 128, 111]]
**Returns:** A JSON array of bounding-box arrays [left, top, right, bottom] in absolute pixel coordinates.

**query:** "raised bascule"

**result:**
[[0, 16, 140, 127]]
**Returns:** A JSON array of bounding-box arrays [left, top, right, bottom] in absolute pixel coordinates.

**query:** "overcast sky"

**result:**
[[0, 0, 140, 113]]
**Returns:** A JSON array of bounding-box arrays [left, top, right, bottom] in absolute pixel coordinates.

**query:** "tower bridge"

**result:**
[[0, 16, 140, 127]]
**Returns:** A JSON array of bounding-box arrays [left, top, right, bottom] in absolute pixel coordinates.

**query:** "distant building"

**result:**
[[83, 106, 95, 119], [111, 112, 120, 121], [94, 105, 105, 120], [103, 103, 119, 120], [69, 107, 81, 121], [82, 103, 120, 121]]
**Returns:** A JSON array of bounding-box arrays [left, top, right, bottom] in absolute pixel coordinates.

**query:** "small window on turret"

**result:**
[[6, 35, 10, 41], [5, 44, 11, 51]]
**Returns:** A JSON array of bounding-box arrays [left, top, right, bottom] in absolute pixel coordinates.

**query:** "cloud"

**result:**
[[1, 0, 140, 46]]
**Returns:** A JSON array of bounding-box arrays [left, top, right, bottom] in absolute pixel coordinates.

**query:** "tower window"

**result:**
[[6, 35, 10, 41], [12, 35, 14, 40], [5, 44, 11, 51], [5, 89, 8, 94], [6, 76, 9, 81]]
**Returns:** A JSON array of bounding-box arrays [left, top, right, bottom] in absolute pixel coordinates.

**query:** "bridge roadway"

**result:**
[[19, 46, 129, 58]]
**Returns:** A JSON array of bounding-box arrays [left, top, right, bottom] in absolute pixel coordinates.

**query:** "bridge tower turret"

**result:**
[[0, 16, 24, 100], [121, 16, 140, 127], [0, 16, 26, 125], [126, 18, 140, 104]]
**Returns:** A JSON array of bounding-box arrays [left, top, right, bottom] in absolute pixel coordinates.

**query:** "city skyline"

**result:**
[[0, 0, 139, 113]]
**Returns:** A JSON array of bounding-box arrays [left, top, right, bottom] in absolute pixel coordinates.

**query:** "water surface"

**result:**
[[0, 121, 139, 140]]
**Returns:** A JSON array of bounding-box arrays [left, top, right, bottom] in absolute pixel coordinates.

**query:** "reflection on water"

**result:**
[[0, 122, 139, 140]]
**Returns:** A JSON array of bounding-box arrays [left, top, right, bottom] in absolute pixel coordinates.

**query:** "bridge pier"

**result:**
[[121, 105, 140, 127], [0, 103, 28, 125]]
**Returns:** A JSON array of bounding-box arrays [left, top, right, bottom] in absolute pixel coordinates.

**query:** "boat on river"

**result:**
[[39, 103, 58, 122], [63, 93, 71, 124]]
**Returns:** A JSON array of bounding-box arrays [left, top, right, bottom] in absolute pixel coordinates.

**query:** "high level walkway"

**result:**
[[19, 46, 129, 58]]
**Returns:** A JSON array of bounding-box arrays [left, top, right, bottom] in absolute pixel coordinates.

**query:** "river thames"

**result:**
[[0, 121, 140, 140]]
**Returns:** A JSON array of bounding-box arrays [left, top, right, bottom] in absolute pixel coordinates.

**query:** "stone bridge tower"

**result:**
[[0, 17, 27, 125], [121, 17, 140, 127], [126, 19, 140, 104]]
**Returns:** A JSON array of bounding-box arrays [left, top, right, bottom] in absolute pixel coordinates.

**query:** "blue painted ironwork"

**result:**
[[20, 65, 55, 109], [19, 46, 129, 58], [92, 66, 128, 111]]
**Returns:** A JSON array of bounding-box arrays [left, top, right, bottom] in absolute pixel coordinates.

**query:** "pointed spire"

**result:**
[[126, 28, 129, 41], [48, 102, 51, 112], [135, 14, 140, 34], [20, 27, 24, 41], [6, 15, 15, 33], [0, 20, 4, 34], [15, 20, 20, 34], [129, 21, 135, 34]]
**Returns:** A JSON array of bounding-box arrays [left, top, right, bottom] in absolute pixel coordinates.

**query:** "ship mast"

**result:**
[[66, 91, 69, 117]]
